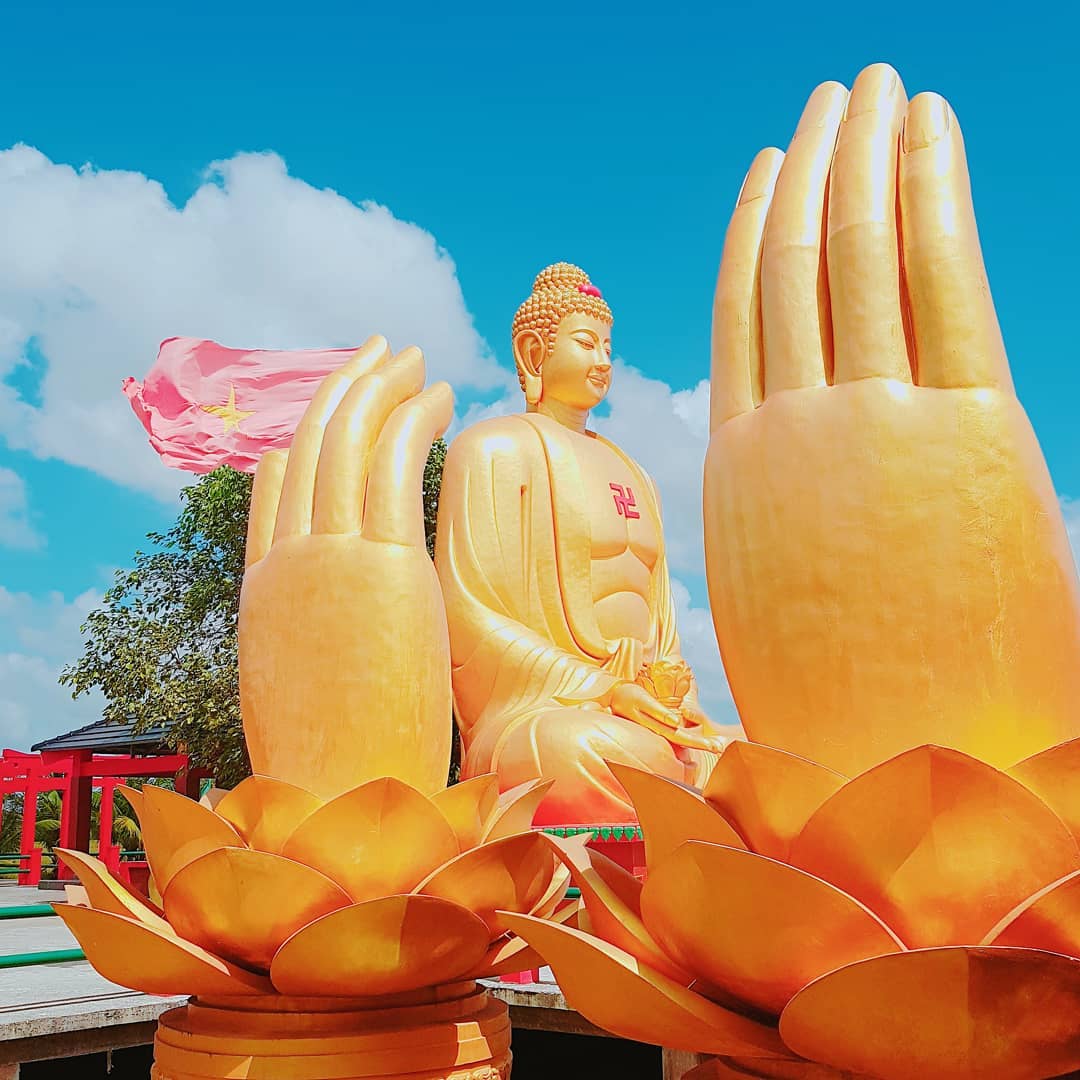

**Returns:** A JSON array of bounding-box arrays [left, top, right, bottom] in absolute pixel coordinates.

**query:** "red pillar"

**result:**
[[56, 752, 93, 880], [98, 778, 119, 875], [174, 761, 203, 800]]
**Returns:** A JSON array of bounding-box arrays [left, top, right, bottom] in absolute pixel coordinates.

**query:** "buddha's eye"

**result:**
[[575, 337, 595, 350]]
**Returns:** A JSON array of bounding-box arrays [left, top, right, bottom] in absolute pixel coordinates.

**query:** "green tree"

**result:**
[[33, 788, 143, 854], [1, 793, 23, 852], [62, 443, 447, 788]]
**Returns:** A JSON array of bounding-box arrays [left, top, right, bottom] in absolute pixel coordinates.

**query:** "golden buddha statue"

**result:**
[[436, 263, 731, 826]]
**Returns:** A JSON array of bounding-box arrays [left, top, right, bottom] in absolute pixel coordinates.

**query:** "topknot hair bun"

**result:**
[[532, 262, 592, 294]]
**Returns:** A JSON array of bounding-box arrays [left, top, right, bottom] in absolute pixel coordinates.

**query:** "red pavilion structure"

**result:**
[[1, 717, 209, 889]]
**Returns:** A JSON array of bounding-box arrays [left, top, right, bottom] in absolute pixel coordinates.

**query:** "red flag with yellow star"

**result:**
[[122, 337, 361, 473]]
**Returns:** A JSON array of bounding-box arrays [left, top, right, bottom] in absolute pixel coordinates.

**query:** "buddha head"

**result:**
[[512, 263, 613, 411]]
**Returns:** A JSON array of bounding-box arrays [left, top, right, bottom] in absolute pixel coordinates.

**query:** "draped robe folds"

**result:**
[[435, 412, 712, 825]]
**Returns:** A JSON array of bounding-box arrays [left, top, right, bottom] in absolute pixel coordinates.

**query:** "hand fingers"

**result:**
[[638, 699, 682, 731], [900, 93, 1012, 390], [311, 348, 426, 534], [711, 147, 784, 429], [245, 449, 289, 568], [827, 63, 911, 383], [667, 728, 727, 754], [362, 381, 455, 546], [760, 81, 849, 396], [273, 336, 391, 540]]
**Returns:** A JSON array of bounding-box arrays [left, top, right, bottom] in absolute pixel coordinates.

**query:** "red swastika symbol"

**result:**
[[609, 483, 640, 519]]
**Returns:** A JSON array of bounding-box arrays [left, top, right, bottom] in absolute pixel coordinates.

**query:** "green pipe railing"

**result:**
[[0, 948, 85, 969], [0, 903, 83, 968], [0, 904, 57, 920]]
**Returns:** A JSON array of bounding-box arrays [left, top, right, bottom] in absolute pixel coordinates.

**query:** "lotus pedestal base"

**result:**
[[150, 982, 511, 1079]]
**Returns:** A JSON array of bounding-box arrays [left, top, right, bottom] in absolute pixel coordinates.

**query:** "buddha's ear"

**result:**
[[513, 329, 545, 406]]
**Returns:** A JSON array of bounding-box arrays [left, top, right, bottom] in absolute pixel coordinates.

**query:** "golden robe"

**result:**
[[435, 413, 709, 825]]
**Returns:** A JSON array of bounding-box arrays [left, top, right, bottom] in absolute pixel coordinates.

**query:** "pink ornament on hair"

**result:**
[[577, 283, 603, 298]]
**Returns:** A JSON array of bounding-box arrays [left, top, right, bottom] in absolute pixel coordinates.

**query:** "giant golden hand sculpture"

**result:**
[[54, 340, 576, 1080], [505, 65, 1080, 1080], [436, 263, 733, 827], [705, 65, 1080, 776]]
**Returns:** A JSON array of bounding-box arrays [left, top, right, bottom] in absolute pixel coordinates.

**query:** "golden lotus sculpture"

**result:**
[[56, 341, 575, 1080], [507, 62, 1080, 1080], [508, 743, 1080, 1079]]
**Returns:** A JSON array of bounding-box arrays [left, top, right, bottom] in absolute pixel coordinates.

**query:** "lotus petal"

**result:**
[[55, 848, 171, 933], [469, 901, 580, 978], [642, 842, 903, 1016], [281, 777, 458, 902], [482, 778, 555, 842], [608, 763, 745, 869], [54, 904, 271, 996], [790, 746, 1079, 948], [163, 848, 350, 971], [501, 913, 791, 1059], [213, 775, 322, 855], [547, 833, 691, 982], [270, 895, 489, 996], [530, 849, 575, 919], [471, 936, 545, 980], [704, 742, 847, 860], [417, 831, 556, 935], [1009, 738, 1080, 841], [138, 785, 245, 891], [431, 775, 500, 850], [779, 947, 1080, 1080], [982, 868, 1080, 956], [118, 784, 143, 818]]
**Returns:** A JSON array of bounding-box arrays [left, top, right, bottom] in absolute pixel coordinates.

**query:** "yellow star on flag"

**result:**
[[200, 384, 254, 434]]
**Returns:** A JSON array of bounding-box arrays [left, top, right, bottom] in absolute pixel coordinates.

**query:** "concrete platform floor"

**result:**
[[0, 883, 184, 1066]]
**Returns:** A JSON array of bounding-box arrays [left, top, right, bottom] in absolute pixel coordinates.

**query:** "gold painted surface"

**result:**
[[436, 263, 731, 825], [151, 985, 512, 1080], [778, 948, 1080, 1080], [704, 65, 1080, 777], [240, 340, 455, 799]]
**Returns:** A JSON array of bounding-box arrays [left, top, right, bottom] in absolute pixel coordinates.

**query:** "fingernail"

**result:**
[[796, 81, 847, 136], [736, 147, 783, 206], [904, 93, 950, 151]]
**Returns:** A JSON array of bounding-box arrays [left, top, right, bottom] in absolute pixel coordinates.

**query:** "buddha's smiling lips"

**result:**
[[587, 372, 609, 390]]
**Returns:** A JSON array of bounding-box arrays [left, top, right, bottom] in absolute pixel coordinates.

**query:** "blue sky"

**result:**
[[0, 3, 1077, 747]]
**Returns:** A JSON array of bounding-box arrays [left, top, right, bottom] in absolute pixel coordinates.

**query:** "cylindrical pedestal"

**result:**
[[151, 981, 511, 1079]]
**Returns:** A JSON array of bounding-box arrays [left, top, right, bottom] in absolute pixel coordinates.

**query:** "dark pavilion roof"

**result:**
[[31, 717, 173, 755]]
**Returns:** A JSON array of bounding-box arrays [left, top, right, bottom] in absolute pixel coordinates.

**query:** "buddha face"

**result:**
[[539, 312, 614, 410]]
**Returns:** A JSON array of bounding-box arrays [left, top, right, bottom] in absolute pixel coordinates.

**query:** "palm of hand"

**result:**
[[239, 338, 455, 800], [705, 67, 1080, 776]]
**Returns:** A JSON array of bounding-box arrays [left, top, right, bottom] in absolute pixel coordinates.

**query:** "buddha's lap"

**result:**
[[471, 705, 690, 786]]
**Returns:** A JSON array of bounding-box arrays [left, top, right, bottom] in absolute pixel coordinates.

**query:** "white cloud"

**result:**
[[0, 466, 43, 549], [0, 586, 103, 750], [0, 144, 510, 501]]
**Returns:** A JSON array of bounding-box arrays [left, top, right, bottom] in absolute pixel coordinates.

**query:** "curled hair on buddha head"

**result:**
[[511, 262, 613, 396]]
